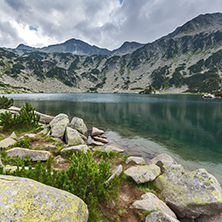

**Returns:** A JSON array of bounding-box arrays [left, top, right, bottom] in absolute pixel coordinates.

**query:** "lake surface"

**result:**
[[4, 93, 222, 183]]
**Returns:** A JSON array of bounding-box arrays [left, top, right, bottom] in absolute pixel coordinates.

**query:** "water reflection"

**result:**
[[11, 94, 222, 164]]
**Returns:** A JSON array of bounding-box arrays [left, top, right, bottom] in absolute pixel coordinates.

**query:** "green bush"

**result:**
[[0, 102, 40, 130], [0, 96, 14, 109]]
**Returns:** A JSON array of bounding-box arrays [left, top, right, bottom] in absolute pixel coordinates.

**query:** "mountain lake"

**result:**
[[4, 93, 222, 184]]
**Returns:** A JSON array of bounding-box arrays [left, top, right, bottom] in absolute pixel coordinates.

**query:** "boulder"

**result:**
[[126, 156, 146, 165], [49, 113, 69, 139], [70, 117, 88, 137], [0, 175, 88, 222], [196, 214, 222, 222], [6, 148, 51, 161], [0, 137, 17, 148], [65, 127, 85, 146], [105, 165, 123, 186], [20, 133, 37, 139], [131, 192, 176, 218], [91, 127, 104, 137], [155, 164, 222, 219], [61, 145, 89, 154], [92, 146, 113, 153], [148, 153, 177, 165], [145, 211, 180, 222], [124, 164, 160, 184]]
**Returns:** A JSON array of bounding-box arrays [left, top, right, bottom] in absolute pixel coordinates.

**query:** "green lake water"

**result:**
[[4, 93, 222, 183]]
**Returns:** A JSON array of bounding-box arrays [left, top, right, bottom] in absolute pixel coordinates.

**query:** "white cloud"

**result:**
[[1, 0, 222, 49]]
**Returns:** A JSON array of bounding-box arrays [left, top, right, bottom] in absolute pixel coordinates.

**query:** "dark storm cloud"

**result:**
[[1, 0, 222, 49]]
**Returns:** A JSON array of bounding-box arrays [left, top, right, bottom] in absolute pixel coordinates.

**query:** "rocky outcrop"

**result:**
[[131, 192, 177, 218], [0, 175, 88, 222], [124, 164, 161, 184], [145, 211, 180, 222], [49, 113, 69, 139], [6, 148, 51, 161], [155, 164, 222, 219], [65, 127, 85, 146]]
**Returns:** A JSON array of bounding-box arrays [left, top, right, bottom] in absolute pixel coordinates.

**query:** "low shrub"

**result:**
[[0, 102, 40, 130], [0, 96, 14, 109]]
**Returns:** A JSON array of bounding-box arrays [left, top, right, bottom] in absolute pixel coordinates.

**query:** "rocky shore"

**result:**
[[0, 107, 222, 222]]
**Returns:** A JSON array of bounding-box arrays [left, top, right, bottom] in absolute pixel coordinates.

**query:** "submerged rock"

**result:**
[[124, 164, 160, 184], [155, 164, 222, 219], [0, 175, 88, 222]]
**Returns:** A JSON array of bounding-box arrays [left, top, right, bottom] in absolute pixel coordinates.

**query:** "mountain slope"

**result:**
[[0, 12, 222, 94]]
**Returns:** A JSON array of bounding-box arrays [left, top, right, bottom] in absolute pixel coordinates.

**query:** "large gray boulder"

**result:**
[[6, 148, 51, 161], [65, 127, 85, 146], [70, 117, 88, 137], [145, 211, 180, 222], [155, 164, 222, 219], [124, 164, 160, 184], [0, 175, 88, 222], [49, 113, 69, 139], [131, 192, 177, 218]]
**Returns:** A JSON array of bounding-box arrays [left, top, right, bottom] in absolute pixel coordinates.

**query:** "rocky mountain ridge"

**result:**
[[0, 12, 222, 94]]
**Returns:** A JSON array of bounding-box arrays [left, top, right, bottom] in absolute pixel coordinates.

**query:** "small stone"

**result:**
[[93, 136, 109, 143], [55, 155, 68, 164], [107, 145, 125, 153], [9, 132, 17, 139], [90, 140, 104, 146], [91, 127, 104, 137], [0, 137, 17, 148], [61, 145, 89, 154], [43, 144, 57, 150]]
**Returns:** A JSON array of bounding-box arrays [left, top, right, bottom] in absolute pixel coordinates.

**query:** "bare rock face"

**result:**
[[6, 148, 51, 161], [124, 164, 161, 184], [155, 164, 222, 219], [0, 175, 88, 222], [131, 192, 177, 219], [49, 113, 69, 139]]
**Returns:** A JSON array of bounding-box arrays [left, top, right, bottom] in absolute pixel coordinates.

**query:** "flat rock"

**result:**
[[92, 146, 113, 153], [91, 127, 104, 137], [90, 140, 104, 146], [107, 145, 125, 153], [0, 175, 88, 222], [93, 136, 109, 143], [6, 148, 51, 161], [124, 164, 160, 184], [61, 145, 89, 154], [49, 113, 69, 139], [155, 164, 222, 219], [126, 156, 146, 165], [70, 117, 88, 137], [20, 133, 36, 139], [196, 214, 222, 222], [145, 211, 180, 222], [131, 192, 177, 218], [0, 137, 17, 148], [65, 127, 85, 146], [148, 153, 177, 165]]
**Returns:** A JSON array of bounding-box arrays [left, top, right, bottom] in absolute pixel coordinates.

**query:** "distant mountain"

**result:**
[[0, 12, 222, 94], [15, 38, 144, 56]]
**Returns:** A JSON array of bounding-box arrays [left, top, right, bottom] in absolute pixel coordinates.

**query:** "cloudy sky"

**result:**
[[0, 0, 222, 50]]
